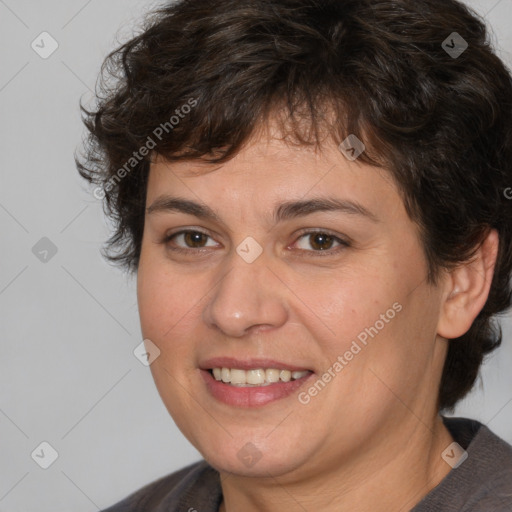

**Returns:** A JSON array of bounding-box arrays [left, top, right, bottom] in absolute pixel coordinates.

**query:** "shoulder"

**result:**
[[413, 416, 512, 512], [455, 418, 512, 512], [101, 459, 222, 512]]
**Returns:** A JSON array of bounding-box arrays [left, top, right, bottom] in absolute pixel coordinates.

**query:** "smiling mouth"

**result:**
[[209, 367, 313, 387]]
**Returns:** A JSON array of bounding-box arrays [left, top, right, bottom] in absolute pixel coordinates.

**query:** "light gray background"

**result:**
[[0, 1, 511, 511]]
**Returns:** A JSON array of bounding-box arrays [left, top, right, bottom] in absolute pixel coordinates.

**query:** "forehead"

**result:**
[[145, 136, 408, 237], [148, 134, 394, 198]]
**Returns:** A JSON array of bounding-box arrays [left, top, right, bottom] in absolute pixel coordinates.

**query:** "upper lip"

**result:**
[[200, 357, 313, 372]]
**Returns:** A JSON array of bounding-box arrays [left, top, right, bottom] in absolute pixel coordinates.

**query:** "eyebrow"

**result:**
[[146, 196, 379, 224]]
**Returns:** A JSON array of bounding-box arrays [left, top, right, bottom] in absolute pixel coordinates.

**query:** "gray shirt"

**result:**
[[102, 417, 512, 511]]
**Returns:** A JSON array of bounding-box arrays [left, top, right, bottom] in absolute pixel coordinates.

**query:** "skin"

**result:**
[[137, 125, 499, 512]]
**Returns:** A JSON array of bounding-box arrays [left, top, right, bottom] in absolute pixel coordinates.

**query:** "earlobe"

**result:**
[[437, 229, 499, 340]]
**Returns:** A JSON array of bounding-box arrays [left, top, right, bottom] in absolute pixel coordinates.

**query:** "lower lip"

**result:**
[[200, 369, 314, 407]]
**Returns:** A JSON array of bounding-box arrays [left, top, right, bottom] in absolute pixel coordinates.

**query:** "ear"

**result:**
[[437, 229, 499, 340]]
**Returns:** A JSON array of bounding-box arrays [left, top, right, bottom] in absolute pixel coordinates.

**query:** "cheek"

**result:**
[[137, 264, 201, 394], [297, 269, 428, 412], [137, 259, 187, 339], [298, 269, 397, 355], [137, 261, 165, 335]]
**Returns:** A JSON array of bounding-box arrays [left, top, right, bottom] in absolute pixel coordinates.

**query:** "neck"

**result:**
[[218, 415, 455, 512]]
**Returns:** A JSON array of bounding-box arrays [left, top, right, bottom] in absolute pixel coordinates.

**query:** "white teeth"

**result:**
[[221, 368, 230, 383], [265, 368, 280, 383], [230, 369, 246, 385], [246, 369, 265, 385], [279, 370, 291, 382], [210, 367, 310, 386]]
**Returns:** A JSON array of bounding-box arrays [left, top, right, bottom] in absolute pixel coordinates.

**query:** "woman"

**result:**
[[77, 0, 512, 510]]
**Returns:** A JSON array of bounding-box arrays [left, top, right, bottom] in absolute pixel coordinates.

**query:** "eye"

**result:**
[[292, 230, 350, 256], [163, 230, 218, 253], [161, 229, 350, 257]]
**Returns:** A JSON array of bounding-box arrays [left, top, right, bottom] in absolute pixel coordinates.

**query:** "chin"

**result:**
[[196, 438, 306, 478], [208, 454, 299, 478]]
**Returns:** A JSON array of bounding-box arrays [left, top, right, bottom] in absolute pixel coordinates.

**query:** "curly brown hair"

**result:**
[[76, 0, 512, 411]]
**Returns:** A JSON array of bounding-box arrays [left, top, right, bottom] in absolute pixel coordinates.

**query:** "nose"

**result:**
[[202, 251, 288, 338]]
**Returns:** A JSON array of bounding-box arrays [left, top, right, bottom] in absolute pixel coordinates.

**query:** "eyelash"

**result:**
[[160, 229, 351, 257]]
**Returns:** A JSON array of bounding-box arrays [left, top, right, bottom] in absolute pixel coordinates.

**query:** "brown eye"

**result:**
[[308, 233, 335, 251], [182, 231, 209, 248], [293, 231, 350, 256], [163, 230, 218, 252]]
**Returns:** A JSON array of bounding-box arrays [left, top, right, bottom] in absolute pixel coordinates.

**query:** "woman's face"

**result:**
[[137, 133, 448, 479]]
